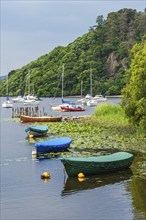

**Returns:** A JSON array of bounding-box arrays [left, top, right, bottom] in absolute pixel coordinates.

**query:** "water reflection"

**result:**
[[130, 177, 146, 219], [62, 169, 133, 196], [41, 177, 51, 183]]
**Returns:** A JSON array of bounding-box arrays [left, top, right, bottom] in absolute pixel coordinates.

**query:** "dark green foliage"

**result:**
[[0, 8, 145, 97], [121, 36, 146, 130]]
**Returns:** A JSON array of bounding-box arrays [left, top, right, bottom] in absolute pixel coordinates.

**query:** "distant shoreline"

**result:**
[[105, 95, 122, 98], [0, 95, 122, 98], [64, 95, 122, 98]]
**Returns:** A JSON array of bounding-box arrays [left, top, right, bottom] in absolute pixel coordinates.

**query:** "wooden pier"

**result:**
[[12, 106, 48, 118], [12, 106, 90, 123]]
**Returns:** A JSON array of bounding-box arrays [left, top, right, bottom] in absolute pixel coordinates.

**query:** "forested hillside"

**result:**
[[0, 8, 145, 97]]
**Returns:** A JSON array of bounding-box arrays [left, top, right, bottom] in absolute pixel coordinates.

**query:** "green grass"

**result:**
[[93, 103, 128, 125], [44, 103, 146, 153]]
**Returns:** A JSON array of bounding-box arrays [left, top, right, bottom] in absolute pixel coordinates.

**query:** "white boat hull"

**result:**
[[2, 101, 13, 108], [23, 100, 40, 106], [52, 103, 70, 111]]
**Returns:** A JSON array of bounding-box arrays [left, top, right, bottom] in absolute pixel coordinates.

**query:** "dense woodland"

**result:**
[[121, 35, 146, 130], [0, 8, 146, 97]]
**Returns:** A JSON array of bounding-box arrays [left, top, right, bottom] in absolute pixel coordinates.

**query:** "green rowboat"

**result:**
[[60, 152, 134, 177]]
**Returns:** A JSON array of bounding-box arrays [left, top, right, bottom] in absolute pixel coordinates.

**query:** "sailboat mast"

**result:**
[[6, 65, 9, 96], [81, 80, 83, 98], [28, 70, 30, 95], [90, 68, 92, 97], [62, 64, 64, 99], [7, 76, 9, 96]]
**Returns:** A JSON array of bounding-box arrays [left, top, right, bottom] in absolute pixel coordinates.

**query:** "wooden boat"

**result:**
[[35, 137, 72, 155], [61, 105, 85, 112], [60, 152, 134, 177], [20, 115, 62, 123], [25, 125, 48, 137]]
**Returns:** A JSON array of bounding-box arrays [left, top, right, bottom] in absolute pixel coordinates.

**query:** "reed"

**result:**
[[93, 103, 128, 125]]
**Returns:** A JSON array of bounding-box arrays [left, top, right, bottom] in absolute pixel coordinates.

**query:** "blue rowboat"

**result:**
[[25, 125, 48, 137], [35, 137, 72, 155], [60, 152, 134, 177]]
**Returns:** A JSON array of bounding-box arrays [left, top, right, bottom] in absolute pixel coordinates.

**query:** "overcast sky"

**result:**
[[1, 0, 145, 75]]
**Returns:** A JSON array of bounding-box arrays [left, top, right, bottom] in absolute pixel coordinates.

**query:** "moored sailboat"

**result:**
[[76, 68, 93, 105], [61, 105, 85, 112], [2, 76, 13, 108], [2, 96, 13, 108], [51, 65, 75, 111], [12, 70, 41, 104]]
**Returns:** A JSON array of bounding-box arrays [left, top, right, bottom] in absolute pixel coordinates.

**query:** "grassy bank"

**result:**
[[47, 103, 146, 154]]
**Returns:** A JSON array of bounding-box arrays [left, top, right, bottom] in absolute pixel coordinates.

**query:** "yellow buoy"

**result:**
[[78, 172, 85, 178], [41, 172, 51, 179], [78, 177, 85, 182], [29, 134, 34, 138], [42, 178, 49, 183]]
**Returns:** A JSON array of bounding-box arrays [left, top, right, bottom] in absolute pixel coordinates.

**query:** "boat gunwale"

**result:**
[[60, 152, 134, 163], [35, 137, 72, 148], [21, 115, 62, 119]]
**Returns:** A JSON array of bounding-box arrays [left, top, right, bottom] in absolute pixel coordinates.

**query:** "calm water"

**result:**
[[1, 97, 146, 220]]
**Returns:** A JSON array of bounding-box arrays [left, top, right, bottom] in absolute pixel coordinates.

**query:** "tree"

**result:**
[[121, 35, 146, 130], [0, 9, 145, 97]]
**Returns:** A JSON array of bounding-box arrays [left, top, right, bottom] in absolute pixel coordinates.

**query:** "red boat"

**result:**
[[61, 105, 85, 112]]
